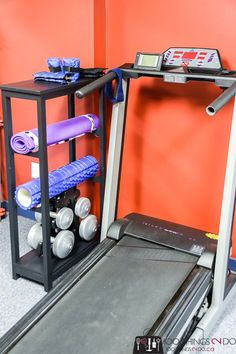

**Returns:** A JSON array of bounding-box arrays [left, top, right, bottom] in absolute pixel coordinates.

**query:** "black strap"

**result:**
[[105, 68, 124, 103], [45, 66, 107, 79], [63, 66, 80, 73], [48, 66, 61, 73], [63, 66, 106, 75]]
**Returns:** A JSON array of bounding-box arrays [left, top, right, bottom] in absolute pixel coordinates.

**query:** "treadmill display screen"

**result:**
[[139, 54, 158, 67], [134, 52, 163, 71]]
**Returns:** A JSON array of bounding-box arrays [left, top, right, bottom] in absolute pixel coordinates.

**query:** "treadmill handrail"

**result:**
[[75, 71, 117, 98], [206, 82, 236, 116]]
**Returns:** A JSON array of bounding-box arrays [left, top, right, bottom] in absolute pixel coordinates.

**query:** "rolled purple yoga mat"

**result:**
[[10, 114, 99, 154]]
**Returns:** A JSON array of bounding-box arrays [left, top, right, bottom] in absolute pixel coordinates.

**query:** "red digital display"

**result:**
[[182, 52, 197, 59]]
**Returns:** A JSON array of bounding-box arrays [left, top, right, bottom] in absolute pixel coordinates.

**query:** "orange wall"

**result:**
[[105, 0, 236, 254], [1, 0, 236, 253], [94, 0, 106, 67]]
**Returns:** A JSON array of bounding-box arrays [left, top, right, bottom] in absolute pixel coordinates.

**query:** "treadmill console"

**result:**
[[163, 47, 223, 72], [121, 213, 217, 256], [133, 47, 223, 73]]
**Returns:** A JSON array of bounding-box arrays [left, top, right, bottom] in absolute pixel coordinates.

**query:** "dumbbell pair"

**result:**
[[27, 223, 75, 259], [74, 197, 98, 241], [27, 197, 98, 259]]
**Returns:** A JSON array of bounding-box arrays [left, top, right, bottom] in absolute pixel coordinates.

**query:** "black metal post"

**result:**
[[67, 93, 76, 162], [37, 97, 52, 291], [2, 91, 19, 279]]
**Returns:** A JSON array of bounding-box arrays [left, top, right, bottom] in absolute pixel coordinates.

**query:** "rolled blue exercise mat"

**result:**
[[15, 156, 99, 210], [10, 114, 99, 155]]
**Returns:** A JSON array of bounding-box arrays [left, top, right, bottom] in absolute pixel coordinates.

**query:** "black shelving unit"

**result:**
[[1, 79, 106, 291]]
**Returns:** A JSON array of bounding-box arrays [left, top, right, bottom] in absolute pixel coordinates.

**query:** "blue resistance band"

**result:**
[[105, 68, 124, 103]]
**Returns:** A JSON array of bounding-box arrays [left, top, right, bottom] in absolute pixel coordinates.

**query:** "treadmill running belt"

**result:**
[[10, 236, 198, 354]]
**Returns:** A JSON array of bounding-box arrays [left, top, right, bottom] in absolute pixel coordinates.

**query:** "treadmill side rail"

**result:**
[[148, 266, 212, 354]]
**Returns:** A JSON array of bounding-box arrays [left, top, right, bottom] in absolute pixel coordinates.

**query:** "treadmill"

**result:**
[[2, 48, 236, 354]]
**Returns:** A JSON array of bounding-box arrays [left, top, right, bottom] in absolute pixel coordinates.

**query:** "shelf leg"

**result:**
[[67, 93, 76, 163], [2, 91, 20, 279], [37, 97, 52, 291]]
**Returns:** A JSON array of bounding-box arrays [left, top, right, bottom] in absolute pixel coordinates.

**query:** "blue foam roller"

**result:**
[[15, 156, 99, 210]]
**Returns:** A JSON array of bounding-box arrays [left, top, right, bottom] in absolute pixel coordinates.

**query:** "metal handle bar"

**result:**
[[206, 82, 236, 116], [76, 71, 117, 99]]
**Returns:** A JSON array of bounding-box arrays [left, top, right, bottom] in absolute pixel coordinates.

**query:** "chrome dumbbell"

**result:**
[[74, 197, 91, 219], [79, 214, 98, 241], [27, 223, 75, 259], [35, 207, 74, 230]]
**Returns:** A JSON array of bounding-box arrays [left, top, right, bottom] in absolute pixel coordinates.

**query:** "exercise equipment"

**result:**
[[47, 58, 62, 73], [162, 47, 223, 72], [34, 57, 80, 83], [78, 67, 106, 78], [52, 230, 75, 259], [46, 187, 80, 215], [206, 81, 236, 115], [34, 71, 79, 84], [4, 48, 236, 354], [62, 57, 80, 75], [47, 57, 81, 74], [79, 214, 98, 241], [15, 155, 99, 209], [27, 223, 75, 259], [74, 197, 91, 219], [105, 68, 124, 103], [35, 207, 74, 230], [10, 114, 99, 155], [47, 57, 105, 78]]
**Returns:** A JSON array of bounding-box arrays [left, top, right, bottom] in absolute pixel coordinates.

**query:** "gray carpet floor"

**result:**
[[0, 215, 236, 353]]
